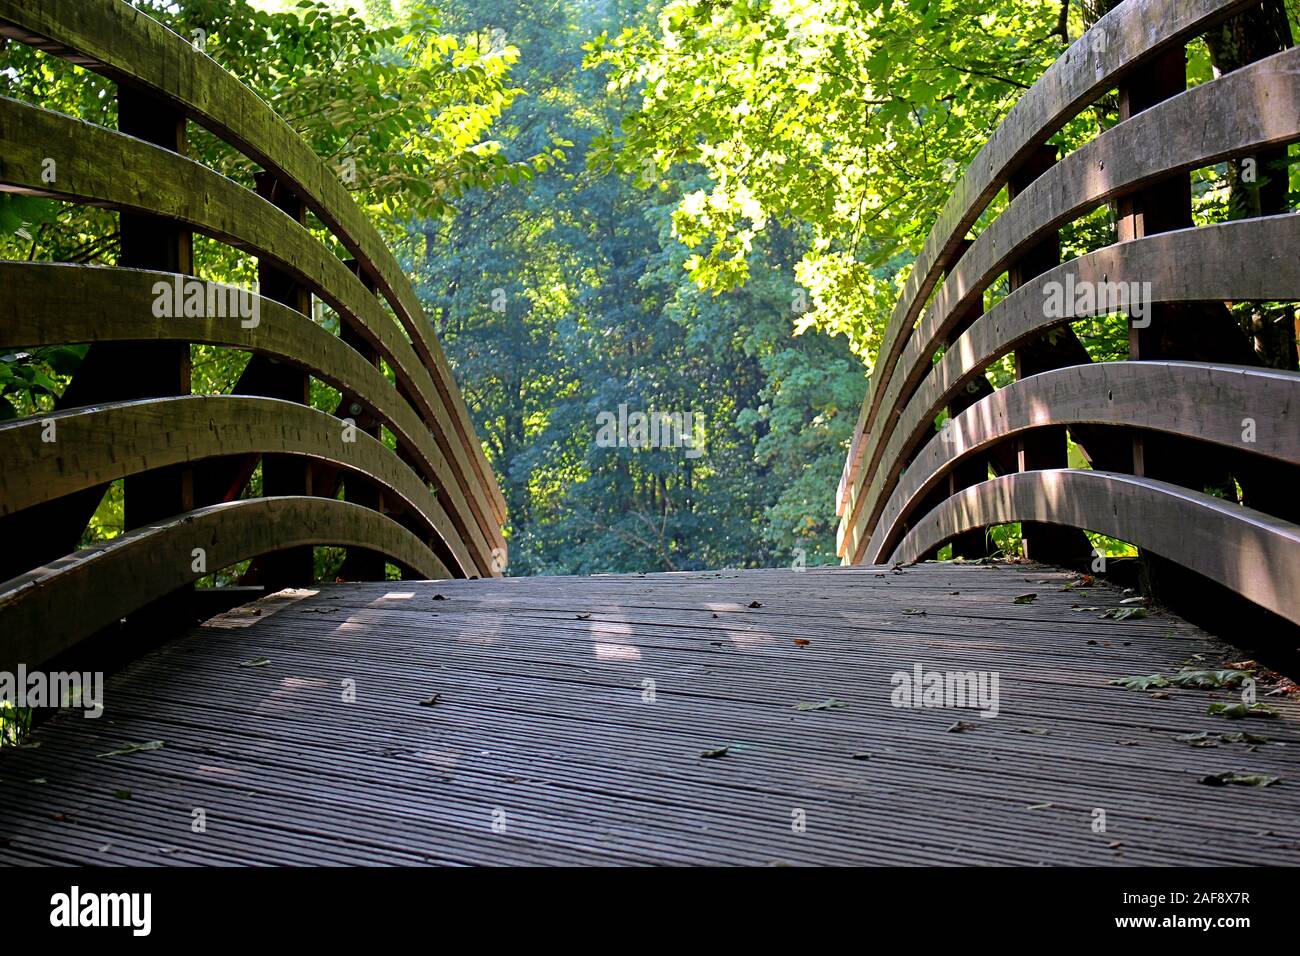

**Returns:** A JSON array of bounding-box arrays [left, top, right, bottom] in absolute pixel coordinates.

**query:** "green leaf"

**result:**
[[239, 656, 270, 668], [1169, 669, 1251, 689], [1109, 674, 1170, 691], [1207, 702, 1278, 720]]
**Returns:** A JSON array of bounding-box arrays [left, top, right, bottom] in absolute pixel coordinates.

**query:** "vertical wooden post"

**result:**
[[337, 259, 387, 581], [116, 89, 195, 532], [1007, 145, 1089, 566], [1119, 46, 1193, 382], [253, 171, 314, 589], [943, 238, 993, 559], [1119, 49, 1188, 487]]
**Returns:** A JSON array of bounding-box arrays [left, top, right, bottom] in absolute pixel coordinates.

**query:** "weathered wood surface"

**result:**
[[869, 362, 1300, 564], [1, 564, 1298, 866], [842, 215, 1300, 564], [895, 472, 1300, 625], [0, 0, 505, 527], [839, 48, 1300, 549], [0, 97, 505, 561], [0, 497, 450, 672], [0, 395, 471, 579], [0, 261, 486, 578], [835, 0, 1259, 512]]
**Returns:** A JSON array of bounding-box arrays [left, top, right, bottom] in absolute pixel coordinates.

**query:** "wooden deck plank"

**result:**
[[2, 563, 1298, 865]]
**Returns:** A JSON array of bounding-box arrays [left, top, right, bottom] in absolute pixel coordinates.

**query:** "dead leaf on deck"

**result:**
[[98, 741, 163, 758], [1199, 772, 1280, 787], [794, 698, 847, 712], [1102, 607, 1146, 621], [1220, 732, 1274, 745], [699, 746, 730, 759], [1014, 593, 1037, 604]]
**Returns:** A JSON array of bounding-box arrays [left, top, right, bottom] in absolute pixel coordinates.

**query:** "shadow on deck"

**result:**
[[2, 562, 1298, 865]]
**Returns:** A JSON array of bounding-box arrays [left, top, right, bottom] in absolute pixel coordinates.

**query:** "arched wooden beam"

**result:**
[[836, 0, 1258, 513], [840, 45, 1300, 539], [0, 0, 506, 527], [0, 260, 487, 577], [871, 362, 1300, 564], [893, 469, 1300, 625], [843, 214, 1300, 563], [0, 496, 449, 672], [0, 96, 505, 559], [0, 395, 472, 578]]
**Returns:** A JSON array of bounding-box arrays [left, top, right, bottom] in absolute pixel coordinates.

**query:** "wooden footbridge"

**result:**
[[2, 0, 1299, 866]]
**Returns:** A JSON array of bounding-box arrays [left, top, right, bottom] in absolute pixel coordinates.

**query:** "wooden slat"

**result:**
[[0, 261, 486, 577], [0, 95, 505, 562], [0, 497, 450, 671], [0, 0, 507, 528], [893, 470, 1300, 624], [840, 50, 1300, 554], [843, 214, 1300, 564], [0, 395, 471, 577], [836, 0, 1260, 514], [872, 361, 1300, 563]]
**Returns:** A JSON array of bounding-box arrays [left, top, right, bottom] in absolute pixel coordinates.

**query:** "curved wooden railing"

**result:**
[[836, 0, 1300, 625], [0, 0, 506, 670]]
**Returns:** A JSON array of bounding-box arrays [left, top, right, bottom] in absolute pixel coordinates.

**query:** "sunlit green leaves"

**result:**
[[588, 0, 1066, 365]]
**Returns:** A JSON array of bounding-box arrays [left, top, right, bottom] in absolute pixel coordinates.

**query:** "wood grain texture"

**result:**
[[840, 49, 1300, 552], [2, 563, 1298, 865], [0, 497, 450, 672], [0, 395, 473, 578], [843, 215, 1300, 564], [0, 0, 506, 527], [0, 261, 487, 577], [871, 361, 1300, 563], [836, 0, 1259, 513], [0, 95, 505, 560], [894, 470, 1300, 624]]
